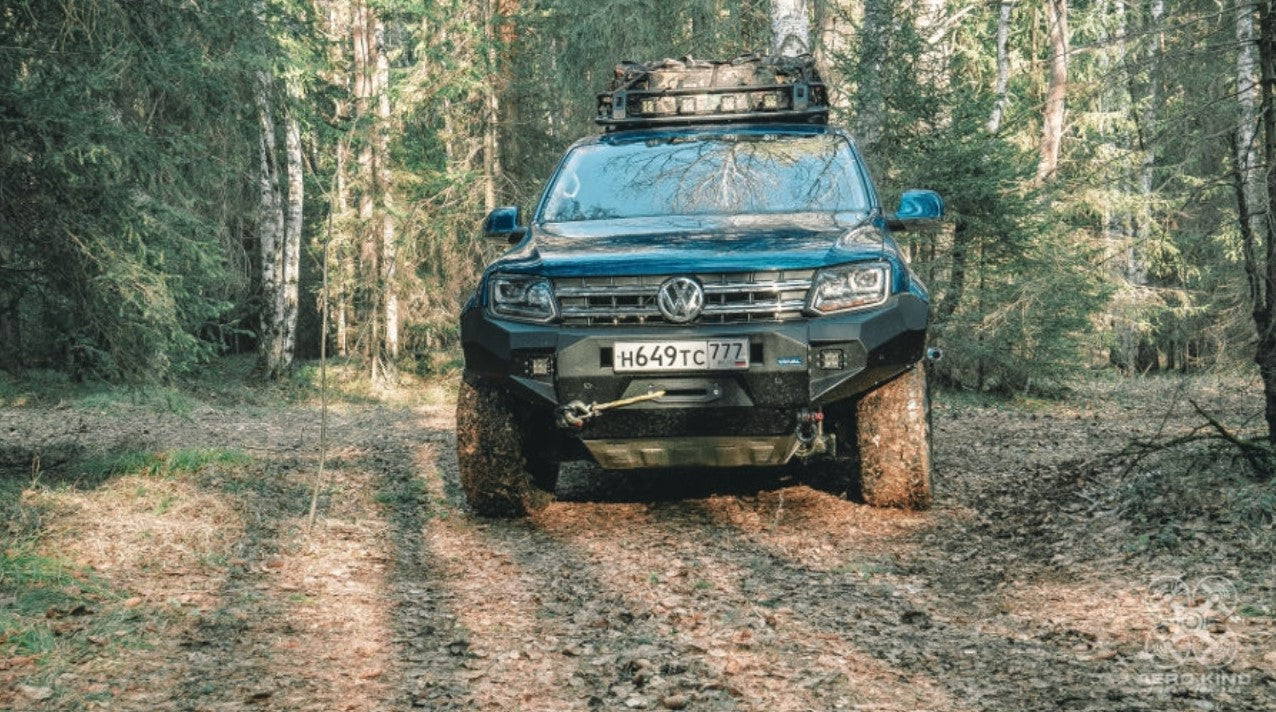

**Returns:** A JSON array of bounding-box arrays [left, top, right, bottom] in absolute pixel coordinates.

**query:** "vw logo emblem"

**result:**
[[657, 276, 704, 323]]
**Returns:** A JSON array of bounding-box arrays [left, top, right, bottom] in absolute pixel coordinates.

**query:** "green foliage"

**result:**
[[79, 448, 252, 481], [0, 540, 154, 690], [0, 547, 85, 655], [827, 1, 1110, 394], [914, 106, 1110, 394], [0, 0, 273, 379]]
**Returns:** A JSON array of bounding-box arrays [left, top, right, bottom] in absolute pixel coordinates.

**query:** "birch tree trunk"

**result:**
[[1036, 0, 1068, 183], [280, 109, 303, 370], [987, 1, 1014, 134], [255, 69, 289, 379], [770, 0, 810, 56], [1238, 0, 1262, 239]]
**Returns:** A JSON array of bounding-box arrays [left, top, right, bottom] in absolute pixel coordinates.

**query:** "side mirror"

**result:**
[[483, 206, 528, 245], [886, 189, 944, 231]]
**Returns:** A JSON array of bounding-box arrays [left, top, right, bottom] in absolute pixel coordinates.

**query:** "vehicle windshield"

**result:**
[[539, 133, 871, 223]]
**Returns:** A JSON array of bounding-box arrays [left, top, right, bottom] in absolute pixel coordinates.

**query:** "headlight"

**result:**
[[806, 262, 890, 314], [488, 274, 558, 322]]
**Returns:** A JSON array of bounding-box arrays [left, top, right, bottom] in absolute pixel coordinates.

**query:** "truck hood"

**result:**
[[491, 213, 888, 277]]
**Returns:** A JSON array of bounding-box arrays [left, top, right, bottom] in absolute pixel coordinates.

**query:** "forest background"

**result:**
[[3, 0, 1274, 430]]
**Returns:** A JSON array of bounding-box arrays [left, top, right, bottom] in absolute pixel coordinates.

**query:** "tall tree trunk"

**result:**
[[496, 0, 519, 199], [1103, 0, 1129, 243], [280, 109, 303, 371], [1239, 0, 1262, 240], [1036, 0, 1068, 183], [481, 0, 503, 212], [1101, 0, 1139, 371], [335, 121, 351, 358], [855, 0, 892, 157], [255, 69, 289, 379], [770, 0, 811, 56], [1254, 1, 1276, 447], [987, 1, 1014, 134], [353, 0, 381, 379], [374, 13, 398, 363], [1131, 0, 1163, 289], [0, 241, 22, 369], [1113, 0, 1164, 373], [325, 0, 352, 359]]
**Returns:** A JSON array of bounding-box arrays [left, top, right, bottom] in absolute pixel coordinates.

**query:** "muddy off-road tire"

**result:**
[[455, 379, 555, 517], [855, 364, 932, 510]]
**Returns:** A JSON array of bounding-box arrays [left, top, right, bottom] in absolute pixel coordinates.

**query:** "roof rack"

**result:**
[[596, 53, 828, 132]]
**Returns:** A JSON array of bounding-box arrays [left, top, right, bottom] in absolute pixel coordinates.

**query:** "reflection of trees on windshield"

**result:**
[[543, 135, 865, 222]]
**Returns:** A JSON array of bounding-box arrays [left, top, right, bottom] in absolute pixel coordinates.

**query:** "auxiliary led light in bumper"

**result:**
[[514, 353, 556, 378], [817, 348, 846, 370]]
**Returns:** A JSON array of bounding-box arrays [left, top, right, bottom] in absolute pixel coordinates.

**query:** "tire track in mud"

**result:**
[[359, 410, 476, 710], [168, 409, 417, 712], [414, 421, 739, 711], [527, 501, 959, 712]]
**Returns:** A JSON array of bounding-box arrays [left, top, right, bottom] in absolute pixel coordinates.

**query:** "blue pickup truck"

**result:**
[[457, 55, 942, 516]]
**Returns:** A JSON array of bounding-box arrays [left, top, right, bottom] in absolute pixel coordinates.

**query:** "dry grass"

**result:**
[[30, 472, 243, 598]]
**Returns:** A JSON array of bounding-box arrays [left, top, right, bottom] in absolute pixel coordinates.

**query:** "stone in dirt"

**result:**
[[661, 692, 689, 709]]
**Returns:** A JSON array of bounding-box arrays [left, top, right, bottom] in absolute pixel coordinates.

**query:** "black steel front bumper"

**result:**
[[460, 292, 927, 438]]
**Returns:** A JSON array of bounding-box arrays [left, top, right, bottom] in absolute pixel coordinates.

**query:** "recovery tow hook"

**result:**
[[557, 390, 667, 428]]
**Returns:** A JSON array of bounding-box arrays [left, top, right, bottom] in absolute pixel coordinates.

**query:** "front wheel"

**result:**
[[455, 379, 554, 517], [855, 364, 933, 510]]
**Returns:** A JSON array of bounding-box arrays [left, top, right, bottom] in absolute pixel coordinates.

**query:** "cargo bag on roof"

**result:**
[[596, 52, 828, 131]]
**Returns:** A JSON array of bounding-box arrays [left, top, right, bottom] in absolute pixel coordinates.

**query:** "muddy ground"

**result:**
[[1, 371, 1274, 711]]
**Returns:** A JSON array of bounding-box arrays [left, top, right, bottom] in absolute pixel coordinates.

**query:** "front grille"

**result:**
[[555, 270, 813, 326]]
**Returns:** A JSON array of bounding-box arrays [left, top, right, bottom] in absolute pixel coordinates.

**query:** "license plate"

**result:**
[[613, 339, 749, 372]]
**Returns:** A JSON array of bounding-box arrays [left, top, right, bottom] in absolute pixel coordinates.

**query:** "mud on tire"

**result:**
[[455, 379, 554, 517], [855, 364, 932, 510]]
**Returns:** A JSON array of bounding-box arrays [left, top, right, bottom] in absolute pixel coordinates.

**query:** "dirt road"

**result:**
[[2, 374, 1273, 710]]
